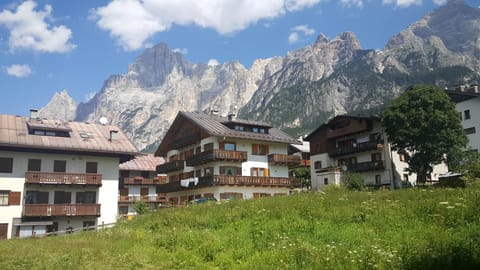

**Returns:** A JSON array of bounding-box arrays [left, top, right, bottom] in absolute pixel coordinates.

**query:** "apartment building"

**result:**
[[118, 154, 167, 217], [0, 113, 137, 239], [305, 115, 448, 190], [445, 84, 480, 152], [154, 111, 302, 204]]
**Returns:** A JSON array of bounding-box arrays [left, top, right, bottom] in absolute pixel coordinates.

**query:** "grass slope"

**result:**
[[1, 186, 480, 269]]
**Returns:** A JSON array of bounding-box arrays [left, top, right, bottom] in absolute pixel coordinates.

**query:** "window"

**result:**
[[204, 167, 213, 176], [53, 160, 66, 172], [251, 168, 269, 177], [371, 153, 381, 161], [220, 192, 243, 200], [252, 144, 269, 155], [252, 127, 259, 133], [0, 191, 8, 205], [85, 162, 98, 174], [76, 191, 96, 204], [314, 161, 322, 170], [0, 157, 13, 173], [204, 143, 214, 151], [375, 175, 381, 185], [83, 221, 96, 231], [253, 193, 271, 199], [324, 178, 328, 185], [464, 110, 471, 120], [28, 159, 41, 171], [54, 191, 71, 204], [220, 166, 240, 176], [26, 191, 49, 204], [221, 142, 236, 151], [464, 127, 476, 135]]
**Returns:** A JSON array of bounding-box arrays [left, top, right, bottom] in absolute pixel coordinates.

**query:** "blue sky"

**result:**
[[0, 0, 479, 116]]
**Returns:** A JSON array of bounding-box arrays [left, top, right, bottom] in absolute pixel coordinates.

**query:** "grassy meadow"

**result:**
[[1, 184, 480, 269]]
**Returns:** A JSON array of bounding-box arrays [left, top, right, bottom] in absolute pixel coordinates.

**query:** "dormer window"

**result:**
[[31, 129, 70, 137]]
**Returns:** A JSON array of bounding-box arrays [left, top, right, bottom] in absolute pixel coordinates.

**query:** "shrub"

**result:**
[[341, 172, 365, 191], [133, 201, 148, 215]]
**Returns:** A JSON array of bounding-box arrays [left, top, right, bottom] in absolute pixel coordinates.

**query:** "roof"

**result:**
[[304, 114, 380, 141], [290, 140, 310, 153], [182, 111, 299, 144], [0, 114, 138, 157], [119, 154, 164, 171], [445, 89, 480, 103], [156, 111, 300, 156]]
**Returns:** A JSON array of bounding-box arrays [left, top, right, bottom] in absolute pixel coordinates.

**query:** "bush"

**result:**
[[133, 201, 148, 215], [341, 173, 365, 191]]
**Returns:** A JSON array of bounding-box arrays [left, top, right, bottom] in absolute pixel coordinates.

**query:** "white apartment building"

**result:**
[[154, 112, 302, 204], [0, 113, 137, 239], [305, 115, 448, 190]]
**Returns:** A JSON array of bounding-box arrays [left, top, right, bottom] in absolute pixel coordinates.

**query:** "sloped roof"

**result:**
[[119, 154, 164, 171], [156, 111, 300, 156], [304, 114, 380, 141], [0, 114, 138, 157], [182, 111, 299, 144], [290, 141, 310, 153]]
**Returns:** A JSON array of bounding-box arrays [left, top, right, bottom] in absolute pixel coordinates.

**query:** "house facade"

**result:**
[[118, 154, 167, 217], [154, 112, 302, 204], [305, 115, 448, 190], [288, 139, 310, 178], [446, 85, 480, 152], [0, 113, 137, 239]]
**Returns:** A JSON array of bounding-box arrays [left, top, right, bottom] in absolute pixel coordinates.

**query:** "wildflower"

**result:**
[[439, 201, 449, 205], [446, 206, 455, 209]]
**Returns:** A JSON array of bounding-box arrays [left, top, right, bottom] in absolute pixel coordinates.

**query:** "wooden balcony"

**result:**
[[347, 160, 385, 172], [23, 204, 101, 217], [25, 172, 102, 186], [157, 175, 301, 192], [329, 141, 384, 157], [123, 176, 168, 185], [118, 194, 168, 203], [268, 154, 301, 166], [186, 149, 247, 166], [156, 160, 185, 174]]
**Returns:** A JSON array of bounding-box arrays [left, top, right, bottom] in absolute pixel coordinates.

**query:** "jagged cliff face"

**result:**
[[40, 0, 480, 152], [72, 44, 282, 151], [38, 90, 77, 121]]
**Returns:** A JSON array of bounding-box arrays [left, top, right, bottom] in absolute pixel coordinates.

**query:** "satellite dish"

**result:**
[[99, 117, 108, 125]]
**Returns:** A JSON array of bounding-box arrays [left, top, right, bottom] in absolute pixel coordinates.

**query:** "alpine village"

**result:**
[[1, 1, 480, 269]]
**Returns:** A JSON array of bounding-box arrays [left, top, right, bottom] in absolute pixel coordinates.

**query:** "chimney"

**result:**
[[29, 109, 38, 119], [227, 113, 236, 121], [455, 84, 466, 92], [469, 85, 479, 93], [109, 130, 119, 141]]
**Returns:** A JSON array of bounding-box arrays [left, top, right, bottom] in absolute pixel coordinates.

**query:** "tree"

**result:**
[[341, 172, 365, 191], [448, 148, 480, 179], [294, 167, 311, 189], [381, 84, 467, 184]]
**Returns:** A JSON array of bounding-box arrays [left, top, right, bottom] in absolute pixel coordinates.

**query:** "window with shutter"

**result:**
[[28, 159, 41, 171], [8, 192, 21, 205], [0, 157, 13, 173], [86, 162, 98, 173], [53, 160, 66, 172]]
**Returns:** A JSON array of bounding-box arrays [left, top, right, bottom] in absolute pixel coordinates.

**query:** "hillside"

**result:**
[[1, 186, 480, 269]]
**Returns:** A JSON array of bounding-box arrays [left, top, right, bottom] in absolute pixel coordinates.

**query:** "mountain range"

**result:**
[[39, 0, 480, 153]]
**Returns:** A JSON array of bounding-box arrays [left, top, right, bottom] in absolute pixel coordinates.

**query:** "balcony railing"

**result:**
[[23, 204, 101, 217], [186, 149, 248, 166], [268, 154, 301, 166], [25, 172, 102, 186], [329, 141, 384, 157], [123, 176, 168, 185], [347, 160, 385, 172], [156, 160, 185, 174], [157, 175, 301, 192], [118, 194, 168, 203]]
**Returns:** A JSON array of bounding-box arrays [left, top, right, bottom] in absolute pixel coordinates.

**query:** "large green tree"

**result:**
[[381, 84, 467, 184]]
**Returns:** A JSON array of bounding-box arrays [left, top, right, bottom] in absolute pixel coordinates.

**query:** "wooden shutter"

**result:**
[[219, 142, 225, 150], [236, 167, 242, 176], [252, 144, 258, 155], [264, 168, 270, 177], [8, 191, 21, 205], [219, 167, 225, 175], [86, 162, 98, 173]]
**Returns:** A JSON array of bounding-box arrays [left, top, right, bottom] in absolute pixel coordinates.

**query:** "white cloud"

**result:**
[[5, 64, 32, 77], [432, 0, 447, 5], [207, 59, 220, 66], [172, 48, 188, 54], [289, 24, 315, 44], [91, 0, 323, 51], [382, 0, 422, 8], [0, 0, 75, 53], [340, 0, 364, 8]]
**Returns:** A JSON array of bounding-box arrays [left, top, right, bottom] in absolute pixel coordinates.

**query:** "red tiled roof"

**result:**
[[0, 114, 138, 156], [119, 154, 164, 171]]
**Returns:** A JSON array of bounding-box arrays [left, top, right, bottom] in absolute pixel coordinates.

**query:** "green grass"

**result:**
[[2, 185, 480, 269]]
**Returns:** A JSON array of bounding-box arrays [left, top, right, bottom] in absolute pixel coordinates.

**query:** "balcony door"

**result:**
[[54, 191, 71, 204]]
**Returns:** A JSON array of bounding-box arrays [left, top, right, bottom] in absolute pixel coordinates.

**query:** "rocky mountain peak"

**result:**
[[38, 89, 76, 121], [314, 33, 329, 45]]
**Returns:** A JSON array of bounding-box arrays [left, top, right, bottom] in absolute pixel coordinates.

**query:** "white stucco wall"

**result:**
[[457, 97, 480, 151]]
